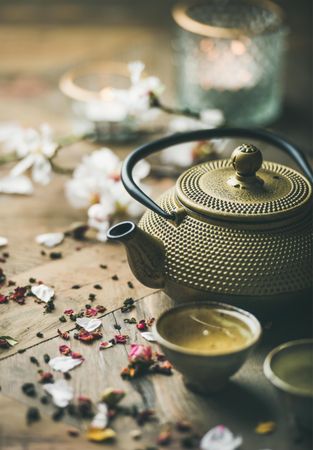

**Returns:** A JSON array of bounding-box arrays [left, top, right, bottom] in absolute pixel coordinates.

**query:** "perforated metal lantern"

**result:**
[[108, 128, 313, 312]]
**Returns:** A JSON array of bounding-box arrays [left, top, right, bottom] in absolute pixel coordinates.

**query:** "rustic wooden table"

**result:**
[[0, 3, 312, 449]]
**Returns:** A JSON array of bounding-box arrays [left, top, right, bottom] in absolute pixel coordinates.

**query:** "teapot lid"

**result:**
[[176, 144, 312, 223]]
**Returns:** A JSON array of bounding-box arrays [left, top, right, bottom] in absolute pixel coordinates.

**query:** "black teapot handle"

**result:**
[[121, 128, 313, 222]]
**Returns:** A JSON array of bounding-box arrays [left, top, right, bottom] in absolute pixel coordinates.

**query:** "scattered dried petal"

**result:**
[[36, 232, 64, 248], [91, 403, 108, 429], [76, 317, 102, 332], [0, 236, 8, 247], [59, 344, 71, 356], [38, 371, 54, 384], [128, 344, 153, 364], [255, 421, 276, 435], [0, 294, 8, 304], [75, 329, 103, 343], [31, 284, 54, 303], [99, 341, 113, 350], [43, 379, 74, 407], [115, 334, 128, 344], [0, 335, 18, 348], [176, 420, 192, 432], [57, 329, 70, 340], [141, 331, 156, 342], [86, 427, 116, 442], [157, 429, 172, 446], [100, 388, 125, 406], [85, 307, 98, 317], [200, 425, 242, 450], [49, 355, 83, 373]]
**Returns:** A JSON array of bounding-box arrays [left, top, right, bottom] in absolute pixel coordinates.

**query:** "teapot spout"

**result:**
[[107, 221, 165, 289]]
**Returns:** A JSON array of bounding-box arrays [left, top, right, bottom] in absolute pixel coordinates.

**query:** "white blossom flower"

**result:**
[[66, 147, 150, 241], [161, 110, 224, 168], [88, 203, 111, 242], [9, 124, 58, 185], [43, 379, 74, 408], [83, 61, 164, 124]]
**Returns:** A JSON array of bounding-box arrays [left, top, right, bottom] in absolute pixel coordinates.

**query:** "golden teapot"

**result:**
[[108, 129, 312, 311]]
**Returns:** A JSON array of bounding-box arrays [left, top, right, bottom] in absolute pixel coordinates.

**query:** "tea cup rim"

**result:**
[[263, 338, 313, 398], [152, 300, 262, 357]]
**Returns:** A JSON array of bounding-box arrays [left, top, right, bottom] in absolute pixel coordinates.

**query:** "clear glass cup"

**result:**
[[173, 0, 287, 126]]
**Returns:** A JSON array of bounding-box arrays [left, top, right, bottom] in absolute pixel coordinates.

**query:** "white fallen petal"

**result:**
[[200, 425, 242, 450], [35, 232, 64, 248], [43, 379, 74, 407], [140, 332, 156, 342], [76, 317, 102, 332], [49, 355, 83, 373], [0, 175, 33, 195], [0, 236, 8, 247], [31, 284, 55, 303], [91, 403, 109, 429]]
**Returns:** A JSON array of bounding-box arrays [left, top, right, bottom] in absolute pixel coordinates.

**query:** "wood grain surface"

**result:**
[[0, 4, 312, 449]]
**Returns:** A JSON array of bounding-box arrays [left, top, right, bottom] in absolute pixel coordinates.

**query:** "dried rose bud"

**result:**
[[99, 341, 113, 350], [176, 420, 192, 432], [100, 388, 126, 407], [128, 344, 153, 364], [157, 429, 172, 446], [114, 334, 128, 344], [59, 344, 71, 356], [85, 307, 98, 317], [39, 371, 54, 384], [136, 320, 148, 331], [57, 329, 70, 340], [71, 351, 83, 359], [0, 294, 8, 304]]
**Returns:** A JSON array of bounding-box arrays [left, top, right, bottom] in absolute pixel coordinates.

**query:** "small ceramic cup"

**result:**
[[153, 301, 261, 394], [264, 339, 313, 431]]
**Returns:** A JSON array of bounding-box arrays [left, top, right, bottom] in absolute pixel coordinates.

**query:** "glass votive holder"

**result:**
[[172, 0, 287, 126], [59, 62, 140, 143]]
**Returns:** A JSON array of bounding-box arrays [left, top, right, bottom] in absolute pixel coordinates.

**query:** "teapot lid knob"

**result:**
[[231, 144, 263, 179]]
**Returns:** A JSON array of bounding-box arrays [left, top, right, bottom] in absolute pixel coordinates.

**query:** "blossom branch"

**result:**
[[149, 92, 200, 120]]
